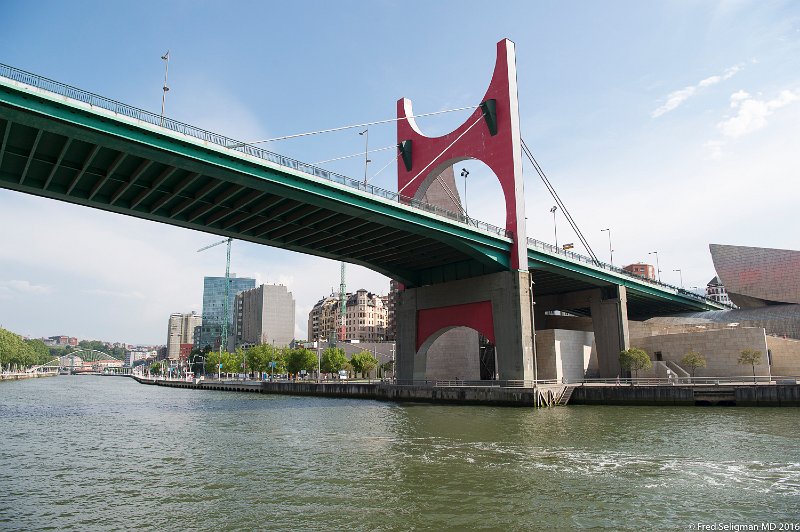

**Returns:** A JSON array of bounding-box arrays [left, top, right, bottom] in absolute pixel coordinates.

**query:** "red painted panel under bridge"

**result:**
[[416, 301, 494, 351]]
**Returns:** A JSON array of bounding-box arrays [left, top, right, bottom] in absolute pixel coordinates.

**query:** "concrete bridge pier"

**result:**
[[535, 286, 630, 379], [395, 270, 535, 382]]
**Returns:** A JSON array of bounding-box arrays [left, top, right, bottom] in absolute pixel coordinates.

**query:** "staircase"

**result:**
[[555, 385, 576, 406]]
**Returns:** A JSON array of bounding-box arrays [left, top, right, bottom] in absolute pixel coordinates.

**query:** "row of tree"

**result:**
[[0, 328, 55, 369], [185, 344, 388, 379], [619, 347, 764, 379]]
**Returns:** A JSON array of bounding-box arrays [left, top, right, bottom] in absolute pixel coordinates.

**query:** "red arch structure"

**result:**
[[396, 39, 529, 365], [397, 38, 527, 271]]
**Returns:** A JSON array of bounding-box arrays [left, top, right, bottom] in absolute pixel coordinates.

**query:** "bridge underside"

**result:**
[[529, 268, 707, 318], [0, 88, 510, 288]]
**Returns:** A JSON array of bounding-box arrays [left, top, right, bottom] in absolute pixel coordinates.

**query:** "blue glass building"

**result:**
[[197, 274, 256, 350]]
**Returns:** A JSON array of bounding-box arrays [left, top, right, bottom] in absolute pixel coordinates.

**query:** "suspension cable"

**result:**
[[399, 113, 486, 195], [521, 138, 600, 264], [313, 145, 396, 165], [245, 105, 479, 145], [367, 153, 400, 183]]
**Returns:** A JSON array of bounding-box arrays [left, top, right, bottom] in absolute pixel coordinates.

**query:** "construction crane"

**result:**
[[339, 262, 346, 343], [197, 237, 233, 355]]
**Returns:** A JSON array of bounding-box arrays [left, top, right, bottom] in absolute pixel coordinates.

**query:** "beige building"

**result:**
[[234, 284, 295, 348], [307, 289, 388, 342], [167, 312, 202, 360]]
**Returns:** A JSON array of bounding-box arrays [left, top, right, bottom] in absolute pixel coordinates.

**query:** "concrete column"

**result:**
[[395, 270, 534, 382], [590, 286, 629, 378]]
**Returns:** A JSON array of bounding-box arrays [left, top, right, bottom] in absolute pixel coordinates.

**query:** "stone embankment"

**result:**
[[1, 372, 57, 381], [130, 376, 800, 407]]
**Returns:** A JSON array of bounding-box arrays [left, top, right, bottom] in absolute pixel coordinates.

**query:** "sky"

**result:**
[[1, 0, 799, 345]]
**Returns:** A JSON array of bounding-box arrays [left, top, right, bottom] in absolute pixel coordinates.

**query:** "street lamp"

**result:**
[[359, 129, 371, 185], [460, 168, 470, 220], [601, 228, 613, 265], [160, 51, 170, 127], [550, 206, 558, 248], [673, 269, 684, 288], [648, 251, 661, 282]]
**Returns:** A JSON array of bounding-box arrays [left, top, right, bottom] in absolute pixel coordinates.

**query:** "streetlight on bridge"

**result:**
[[550, 206, 558, 248], [601, 228, 613, 265], [648, 251, 661, 282], [673, 269, 684, 288]]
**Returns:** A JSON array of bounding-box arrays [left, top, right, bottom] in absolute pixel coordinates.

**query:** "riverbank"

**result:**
[[129, 375, 800, 407], [0, 372, 57, 381], [132, 375, 555, 406]]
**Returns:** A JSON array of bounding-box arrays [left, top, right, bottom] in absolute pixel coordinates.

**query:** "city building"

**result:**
[[196, 275, 256, 351], [706, 276, 734, 306], [47, 335, 78, 347], [623, 263, 656, 280], [125, 348, 157, 366], [166, 312, 202, 360], [307, 288, 389, 342], [234, 284, 295, 349], [386, 280, 400, 341]]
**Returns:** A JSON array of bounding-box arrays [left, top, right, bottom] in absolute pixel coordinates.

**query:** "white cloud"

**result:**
[[84, 289, 146, 300], [0, 280, 52, 295], [718, 89, 800, 138], [652, 64, 743, 118]]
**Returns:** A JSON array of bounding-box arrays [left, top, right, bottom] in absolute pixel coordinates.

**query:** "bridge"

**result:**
[[28, 349, 122, 374], [0, 40, 725, 382]]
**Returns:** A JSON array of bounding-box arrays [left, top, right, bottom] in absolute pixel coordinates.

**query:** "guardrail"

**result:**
[[572, 375, 798, 386], [394, 379, 562, 388], [526, 236, 734, 308], [0, 63, 509, 238]]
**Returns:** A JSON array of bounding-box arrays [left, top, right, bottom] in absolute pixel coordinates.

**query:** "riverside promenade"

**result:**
[[129, 375, 800, 407], [1, 372, 57, 381]]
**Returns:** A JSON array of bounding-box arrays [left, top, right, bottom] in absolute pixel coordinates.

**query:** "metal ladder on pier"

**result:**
[[555, 385, 576, 406]]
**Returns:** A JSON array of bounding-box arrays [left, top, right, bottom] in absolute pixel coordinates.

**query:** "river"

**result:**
[[1, 376, 798, 530]]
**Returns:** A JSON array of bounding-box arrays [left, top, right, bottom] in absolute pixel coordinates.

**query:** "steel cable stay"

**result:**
[[240, 105, 480, 145], [520, 137, 600, 265]]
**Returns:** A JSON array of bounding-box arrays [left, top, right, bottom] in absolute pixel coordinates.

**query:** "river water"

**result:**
[[0, 376, 798, 530]]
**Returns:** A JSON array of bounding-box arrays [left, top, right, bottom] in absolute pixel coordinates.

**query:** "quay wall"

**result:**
[[131, 376, 800, 407], [571, 384, 800, 406], [1, 373, 57, 381], [132, 377, 541, 407]]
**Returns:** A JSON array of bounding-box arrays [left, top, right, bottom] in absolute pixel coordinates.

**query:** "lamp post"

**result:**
[[673, 269, 684, 288], [601, 228, 614, 265], [550, 206, 558, 248], [316, 338, 321, 384], [648, 251, 661, 282], [160, 51, 170, 127], [359, 129, 371, 185], [460, 168, 470, 220]]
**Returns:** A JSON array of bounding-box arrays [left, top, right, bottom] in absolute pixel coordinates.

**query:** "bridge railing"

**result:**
[[572, 375, 797, 386], [0, 63, 510, 238], [526, 236, 734, 308]]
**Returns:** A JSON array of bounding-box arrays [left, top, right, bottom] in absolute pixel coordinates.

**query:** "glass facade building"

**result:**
[[197, 275, 256, 350]]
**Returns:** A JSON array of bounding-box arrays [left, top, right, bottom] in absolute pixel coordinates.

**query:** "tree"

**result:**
[[350, 350, 378, 379], [321, 347, 347, 375], [285, 348, 317, 377], [738, 349, 762, 383], [0, 327, 39, 369], [619, 348, 652, 380], [680, 350, 707, 379]]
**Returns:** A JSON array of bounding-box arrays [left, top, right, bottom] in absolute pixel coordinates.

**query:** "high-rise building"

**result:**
[[197, 274, 256, 351], [167, 312, 202, 360], [234, 284, 295, 349], [308, 288, 388, 342]]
